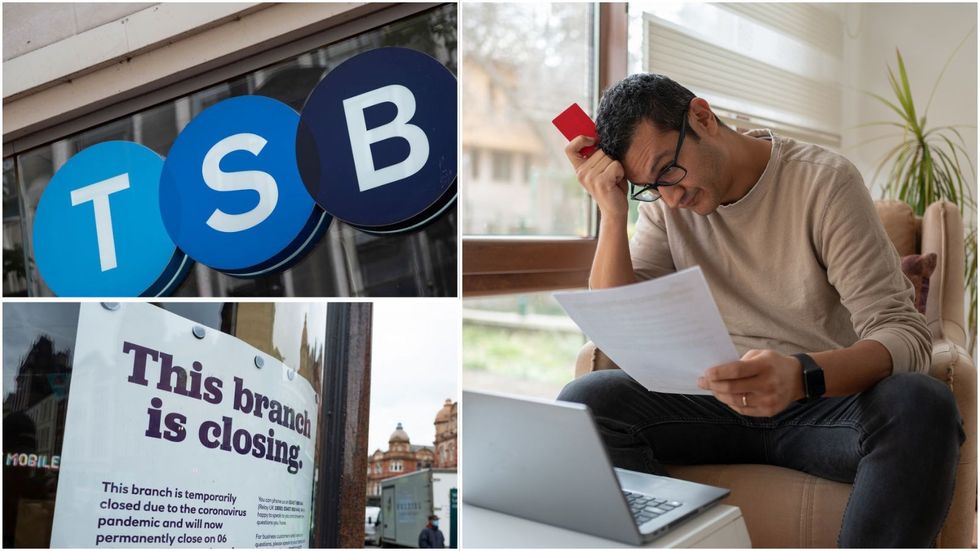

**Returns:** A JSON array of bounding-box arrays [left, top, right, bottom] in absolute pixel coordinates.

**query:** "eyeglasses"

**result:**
[[629, 108, 689, 202]]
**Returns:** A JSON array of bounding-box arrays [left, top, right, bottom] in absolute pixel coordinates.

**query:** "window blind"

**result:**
[[642, 7, 843, 147]]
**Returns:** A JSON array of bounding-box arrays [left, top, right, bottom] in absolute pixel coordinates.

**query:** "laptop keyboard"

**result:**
[[623, 490, 683, 525]]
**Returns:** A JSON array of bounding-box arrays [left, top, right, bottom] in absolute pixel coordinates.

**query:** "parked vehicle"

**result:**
[[365, 506, 382, 546], [380, 469, 457, 548]]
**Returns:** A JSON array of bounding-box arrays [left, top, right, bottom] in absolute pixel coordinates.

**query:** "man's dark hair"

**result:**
[[595, 73, 723, 161]]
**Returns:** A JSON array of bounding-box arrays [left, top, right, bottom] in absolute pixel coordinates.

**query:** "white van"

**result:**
[[365, 506, 382, 546]]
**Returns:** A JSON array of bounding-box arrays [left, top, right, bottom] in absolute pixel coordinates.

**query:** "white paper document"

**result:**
[[554, 266, 739, 395]]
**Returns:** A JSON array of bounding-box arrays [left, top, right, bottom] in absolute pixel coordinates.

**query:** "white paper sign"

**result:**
[[50, 303, 319, 548], [554, 266, 739, 394]]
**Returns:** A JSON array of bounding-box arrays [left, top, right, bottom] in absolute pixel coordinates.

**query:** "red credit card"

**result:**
[[552, 103, 598, 157]]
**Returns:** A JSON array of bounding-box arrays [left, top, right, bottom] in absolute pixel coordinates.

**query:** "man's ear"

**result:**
[[689, 97, 719, 137]]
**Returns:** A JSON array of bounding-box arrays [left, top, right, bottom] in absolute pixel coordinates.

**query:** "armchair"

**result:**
[[574, 200, 976, 547]]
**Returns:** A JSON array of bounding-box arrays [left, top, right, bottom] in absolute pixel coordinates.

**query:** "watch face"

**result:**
[[809, 368, 826, 398], [795, 353, 825, 400]]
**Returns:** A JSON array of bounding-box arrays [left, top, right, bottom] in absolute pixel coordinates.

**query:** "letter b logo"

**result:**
[[343, 84, 430, 192], [297, 47, 457, 234]]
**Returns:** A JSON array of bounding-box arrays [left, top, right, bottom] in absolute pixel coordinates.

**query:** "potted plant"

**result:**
[[862, 43, 976, 354]]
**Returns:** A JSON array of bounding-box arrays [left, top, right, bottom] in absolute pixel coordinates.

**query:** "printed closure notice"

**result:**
[[50, 303, 319, 548]]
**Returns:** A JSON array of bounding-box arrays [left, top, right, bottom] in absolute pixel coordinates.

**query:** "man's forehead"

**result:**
[[624, 120, 672, 172]]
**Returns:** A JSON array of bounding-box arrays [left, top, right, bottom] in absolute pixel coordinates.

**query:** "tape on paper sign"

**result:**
[[159, 95, 330, 277], [296, 47, 457, 234], [32, 141, 191, 297]]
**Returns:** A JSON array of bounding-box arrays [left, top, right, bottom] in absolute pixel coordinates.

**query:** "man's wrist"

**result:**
[[790, 359, 806, 402], [599, 212, 628, 226]]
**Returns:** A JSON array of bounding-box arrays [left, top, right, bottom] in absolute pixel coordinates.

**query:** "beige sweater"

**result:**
[[630, 129, 931, 373]]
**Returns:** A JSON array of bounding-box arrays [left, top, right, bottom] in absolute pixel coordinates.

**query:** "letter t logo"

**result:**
[[70, 174, 131, 271]]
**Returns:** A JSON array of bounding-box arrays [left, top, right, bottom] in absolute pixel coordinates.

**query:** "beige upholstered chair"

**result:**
[[574, 200, 976, 547]]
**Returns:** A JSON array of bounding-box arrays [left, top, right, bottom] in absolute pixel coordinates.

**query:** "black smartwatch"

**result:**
[[793, 353, 825, 403]]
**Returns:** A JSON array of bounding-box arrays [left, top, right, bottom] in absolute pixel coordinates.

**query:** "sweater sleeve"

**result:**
[[629, 202, 676, 281], [817, 163, 931, 373]]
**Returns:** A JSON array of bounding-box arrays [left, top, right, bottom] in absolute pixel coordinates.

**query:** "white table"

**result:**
[[461, 503, 752, 548]]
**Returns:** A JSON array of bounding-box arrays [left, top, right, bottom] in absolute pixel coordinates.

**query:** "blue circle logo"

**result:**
[[159, 96, 330, 276], [32, 141, 191, 296], [297, 47, 457, 233]]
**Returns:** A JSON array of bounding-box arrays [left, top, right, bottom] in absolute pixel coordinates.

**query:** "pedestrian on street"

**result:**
[[418, 514, 445, 548]]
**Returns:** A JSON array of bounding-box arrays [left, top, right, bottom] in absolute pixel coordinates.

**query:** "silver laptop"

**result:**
[[462, 390, 730, 545]]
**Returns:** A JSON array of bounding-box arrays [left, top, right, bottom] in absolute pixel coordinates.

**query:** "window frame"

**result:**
[[461, 3, 628, 297]]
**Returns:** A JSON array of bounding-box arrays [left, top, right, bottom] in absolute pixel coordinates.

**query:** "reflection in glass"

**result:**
[[3, 158, 28, 295], [3, 303, 79, 547], [155, 303, 231, 334], [4, 5, 457, 298]]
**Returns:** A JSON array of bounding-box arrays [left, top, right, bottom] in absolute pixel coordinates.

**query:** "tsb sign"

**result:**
[[32, 48, 457, 296]]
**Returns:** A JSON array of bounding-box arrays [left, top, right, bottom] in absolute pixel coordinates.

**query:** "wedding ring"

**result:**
[[741, 394, 748, 407]]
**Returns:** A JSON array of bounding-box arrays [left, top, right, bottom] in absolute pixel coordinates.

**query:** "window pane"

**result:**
[[490, 151, 512, 181], [461, 3, 596, 237], [3, 303, 81, 547], [462, 293, 585, 399], [3, 158, 28, 296]]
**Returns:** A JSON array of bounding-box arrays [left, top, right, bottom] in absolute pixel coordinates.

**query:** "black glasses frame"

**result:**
[[629, 108, 690, 202]]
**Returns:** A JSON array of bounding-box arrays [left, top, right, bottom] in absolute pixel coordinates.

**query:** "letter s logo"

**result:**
[[201, 133, 278, 233], [160, 96, 329, 277]]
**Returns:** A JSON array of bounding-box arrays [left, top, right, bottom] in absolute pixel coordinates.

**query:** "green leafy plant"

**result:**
[[863, 42, 977, 354]]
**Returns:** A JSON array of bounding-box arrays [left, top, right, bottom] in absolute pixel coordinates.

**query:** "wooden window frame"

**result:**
[[461, 3, 628, 297]]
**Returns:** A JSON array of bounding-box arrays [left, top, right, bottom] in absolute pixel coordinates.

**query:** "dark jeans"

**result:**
[[557, 370, 965, 547]]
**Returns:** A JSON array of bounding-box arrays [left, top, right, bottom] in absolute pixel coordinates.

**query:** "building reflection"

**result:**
[[3, 335, 72, 547]]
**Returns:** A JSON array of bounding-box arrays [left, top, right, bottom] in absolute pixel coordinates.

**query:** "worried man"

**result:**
[[558, 73, 964, 547]]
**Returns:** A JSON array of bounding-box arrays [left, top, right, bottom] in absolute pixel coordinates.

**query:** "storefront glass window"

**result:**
[[3, 158, 28, 296], [461, 2, 595, 237], [4, 4, 457, 298], [3, 303, 78, 547], [2, 302, 331, 547]]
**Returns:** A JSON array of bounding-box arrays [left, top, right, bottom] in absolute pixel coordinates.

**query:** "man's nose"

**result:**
[[660, 185, 685, 209]]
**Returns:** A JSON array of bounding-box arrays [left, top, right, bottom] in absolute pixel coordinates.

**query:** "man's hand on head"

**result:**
[[697, 349, 805, 417], [564, 136, 629, 220]]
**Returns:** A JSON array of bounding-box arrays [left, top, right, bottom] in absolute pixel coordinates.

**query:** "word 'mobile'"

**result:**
[[31, 47, 457, 296]]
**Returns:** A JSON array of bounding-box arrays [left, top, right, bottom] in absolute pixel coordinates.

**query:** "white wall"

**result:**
[[841, 3, 977, 204], [2, 3, 153, 60]]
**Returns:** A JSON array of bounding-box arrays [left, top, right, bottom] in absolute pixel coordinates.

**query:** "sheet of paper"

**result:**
[[554, 266, 738, 395]]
